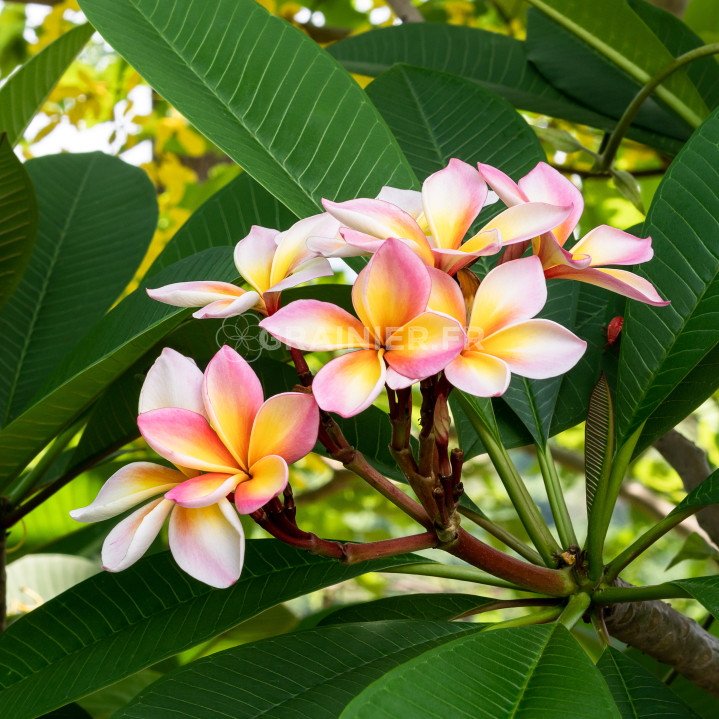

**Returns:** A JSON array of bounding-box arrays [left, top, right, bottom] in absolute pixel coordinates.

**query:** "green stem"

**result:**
[[484, 606, 563, 631], [458, 506, 544, 565], [585, 425, 644, 582], [536, 444, 577, 549], [593, 583, 688, 604], [382, 562, 538, 592], [598, 43, 719, 171], [558, 592, 591, 629]]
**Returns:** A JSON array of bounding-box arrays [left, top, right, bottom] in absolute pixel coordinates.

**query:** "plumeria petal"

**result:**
[[385, 311, 465, 380], [352, 238, 431, 342], [469, 256, 547, 338], [146, 281, 247, 310], [165, 472, 243, 509], [139, 348, 205, 415], [376, 186, 424, 219], [518, 162, 583, 245], [482, 319, 587, 379], [267, 256, 334, 293], [233, 225, 279, 295], [235, 455, 289, 514], [444, 352, 511, 397], [138, 408, 239, 474], [385, 367, 416, 389], [306, 234, 366, 258], [535, 233, 592, 270], [430, 242, 500, 275], [191, 291, 261, 320], [477, 164, 527, 206], [203, 346, 264, 468], [341, 227, 434, 266], [545, 266, 669, 306], [569, 225, 653, 266], [248, 392, 319, 466], [422, 159, 487, 251], [71, 462, 182, 522], [168, 499, 245, 588], [477, 202, 573, 247], [259, 299, 372, 350], [102, 498, 173, 572], [313, 349, 386, 418], [427, 267, 466, 325]]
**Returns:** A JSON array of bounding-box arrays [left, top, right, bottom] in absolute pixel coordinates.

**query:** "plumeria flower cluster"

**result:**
[[73, 158, 667, 587]]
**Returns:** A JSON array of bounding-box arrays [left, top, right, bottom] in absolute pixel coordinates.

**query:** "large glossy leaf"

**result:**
[[0, 24, 93, 146], [327, 24, 682, 153], [0, 134, 36, 309], [78, 0, 416, 217], [669, 469, 719, 519], [598, 647, 700, 718], [116, 620, 479, 719], [366, 64, 543, 180], [318, 593, 489, 625], [524, 0, 708, 129], [0, 540, 420, 719], [342, 624, 620, 718], [670, 575, 719, 619], [0, 152, 157, 427], [616, 107, 719, 443]]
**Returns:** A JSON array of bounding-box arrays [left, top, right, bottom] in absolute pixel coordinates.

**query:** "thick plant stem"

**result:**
[[594, 583, 689, 604], [558, 592, 590, 629], [536, 444, 577, 549]]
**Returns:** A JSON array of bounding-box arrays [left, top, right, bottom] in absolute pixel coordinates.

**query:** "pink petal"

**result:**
[[248, 392, 319, 466], [191, 291, 261, 319], [233, 225, 279, 295], [147, 281, 246, 308], [352, 238, 431, 343], [306, 234, 366, 258], [385, 367, 416, 389], [427, 267, 466, 325], [71, 462, 182, 522], [342, 228, 434, 266], [444, 351, 511, 397], [139, 348, 205, 415], [546, 266, 669, 306], [202, 346, 264, 468], [535, 233, 592, 270], [481, 319, 587, 379], [235, 455, 289, 514], [165, 472, 243, 509], [469, 256, 547, 338], [518, 162, 583, 245], [168, 499, 245, 588], [422, 159, 487, 250], [102, 498, 173, 572], [376, 186, 424, 219], [477, 164, 527, 206], [138, 408, 239, 474], [569, 225, 653, 266], [385, 311, 466, 380], [267, 256, 334, 293], [259, 299, 373, 350], [478, 202, 573, 247], [312, 349, 386, 418], [430, 236, 502, 275]]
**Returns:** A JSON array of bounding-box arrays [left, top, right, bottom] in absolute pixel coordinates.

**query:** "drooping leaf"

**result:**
[[668, 469, 719, 520], [0, 540, 421, 719], [584, 375, 615, 514], [342, 624, 620, 719], [77, 0, 416, 217], [0, 152, 157, 427], [318, 593, 489, 625], [0, 134, 36, 309], [115, 620, 480, 719], [0, 24, 93, 146], [598, 646, 700, 719], [667, 532, 719, 570], [670, 575, 719, 619], [616, 106, 719, 444]]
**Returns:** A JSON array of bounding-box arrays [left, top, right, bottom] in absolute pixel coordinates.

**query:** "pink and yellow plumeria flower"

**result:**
[[147, 213, 339, 318], [314, 159, 572, 275], [71, 346, 318, 588], [478, 162, 668, 306], [427, 256, 587, 396], [260, 238, 466, 417]]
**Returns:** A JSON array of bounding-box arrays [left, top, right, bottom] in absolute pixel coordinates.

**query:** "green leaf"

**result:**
[[366, 64, 544, 180], [616, 106, 719, 443], [318, 593, 490, 625], [327, 24, 683, 153], [115, 620, 480, 719], [39, 705, 92, 719], [669, 468, 719, 519], [524, 0, 708, 128], [667, 532, 719, 570], [670, 575, 719, 619], [77, 0, 416, 217], [0, 134, 36, 310], [0, 24, 93, 146], [342, 624, 620, 719], [0, 540, 420, 719], [78, 670, 162, 719], [584, 375, 615, 514], [598, 646, 700, 718], [0, 152, 157, 427]]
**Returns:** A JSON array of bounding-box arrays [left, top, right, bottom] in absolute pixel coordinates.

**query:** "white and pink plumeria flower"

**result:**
[[427, 256, 587, 396], [71, 346, 319, 588], [260, 238, 466, 417], [313, 159, 573, 275], [147, 213, 339, 318], [478, 162, 668, 306]]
